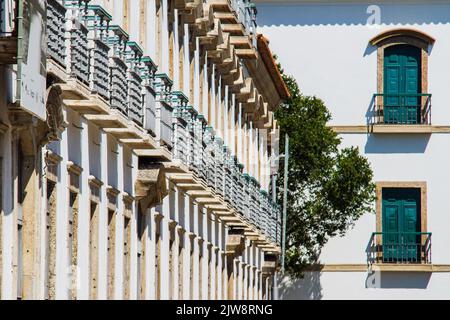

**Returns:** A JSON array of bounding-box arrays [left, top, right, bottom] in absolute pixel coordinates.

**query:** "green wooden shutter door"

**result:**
[[384, 45, 421, 124], [403, 200, 419, 261], [382, 188, 420, 262], [382, 199, 401, 261]]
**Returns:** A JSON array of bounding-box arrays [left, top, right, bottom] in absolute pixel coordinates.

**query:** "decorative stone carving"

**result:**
[[226, 228, 246, 257], [43, 84, 66, 144], [135, 164, 168, 212], [262, 254, 278, 274]]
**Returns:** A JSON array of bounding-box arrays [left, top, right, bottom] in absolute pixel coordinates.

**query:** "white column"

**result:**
[[243, 265, 248, 300], [159, 198, 170, 299], [183, 24, 190, 95], [216, 220, 223, 300], [114, 143, 124, 299], [223, 85, 229, 146], [182, 192, 191, 299], [248, 247, 254, 300], [77, 118, 91, 299], [203, 53, 209, 120], [173, 9, 180, 90], [209, 213, 216, 300], [230, 95, 236, 155], [55, 112, 70, 299], [238, 104, 242, 161], [210, 65, 216, 128], [172, 226, 180, 300], [201, 208, 208, 299], [146, 208, 156, 300], [217, 76, 223, 137], [97, 130, 108, 299], [1, 130, 14, 299], [172, 187, 181, 300], [146, 0, 156, 57], [192, 202, 200, 300], [249, 123, 254, 177], [236, 259, 242, 300], [129, 154, 139, 300], [161, 0, 169, 73], [194, 37, 200, 109]]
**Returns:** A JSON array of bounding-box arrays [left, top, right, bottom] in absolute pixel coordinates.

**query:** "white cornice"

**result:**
[[254, 0, 449, 4]]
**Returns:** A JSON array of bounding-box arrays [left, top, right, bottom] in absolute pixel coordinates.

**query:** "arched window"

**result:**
[[370, 29, 435, 124]]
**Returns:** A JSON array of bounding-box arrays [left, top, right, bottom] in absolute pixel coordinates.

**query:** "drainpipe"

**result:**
[[15, 0, 24, 104], [271, 174, 279, 300]]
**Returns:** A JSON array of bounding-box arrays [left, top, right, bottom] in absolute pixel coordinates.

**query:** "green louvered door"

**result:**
[[384, 45, 421, 124], [382, 188, 420, 262]]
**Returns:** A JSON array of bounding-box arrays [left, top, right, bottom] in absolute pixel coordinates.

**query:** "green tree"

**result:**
[[275, 66, 376, 278]]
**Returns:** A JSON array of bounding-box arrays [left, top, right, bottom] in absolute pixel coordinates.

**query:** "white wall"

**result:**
[[279, 271, 450, 300], [257, 1, 450, 299], [257, 2, 450, 125]]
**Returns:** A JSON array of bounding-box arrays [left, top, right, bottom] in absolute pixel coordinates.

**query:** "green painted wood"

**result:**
[[384, 45, 421, 124], [382, 188, 421, 262]]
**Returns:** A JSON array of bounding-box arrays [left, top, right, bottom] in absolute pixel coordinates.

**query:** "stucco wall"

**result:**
[[257, 1, 450, 298], [257, 2, 450, 126], [279, 271, 450, 300]]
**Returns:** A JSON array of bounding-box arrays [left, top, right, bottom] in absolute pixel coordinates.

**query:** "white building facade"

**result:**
[[257, 0, 450, 299], [0, 0, 287, 300]]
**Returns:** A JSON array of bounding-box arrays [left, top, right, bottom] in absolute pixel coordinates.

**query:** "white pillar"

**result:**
[[192, 202, 200, 300], [1, 129, 14, 299], [201, 208, 208, 299], [223, 85, 229, 146], [161, 0, 169, 73], [173, 9, 180, 91], [217, 76, 223, 138], [77, 118, 91, 299], [216, 220, 223, 300], [146, 208, 156, 300], [210, 65, 216, 128], [237, 104, 243, 164], [96, 131, 108, 299], [146, 0, 156, 57], [129, 154, 138, 300], [113, 143, 124, 299], [159, 198, 170, 299], [230, 95, 236, 156], [55, 112, 69, 299], [194, 37, 200, 109], [183, 24, 190, 95], [203, 53, 209, 120], [182, 192, 191, 299]]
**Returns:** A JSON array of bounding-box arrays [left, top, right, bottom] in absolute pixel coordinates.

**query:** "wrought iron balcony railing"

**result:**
[[371, 93, 432, 125], [44, 0, 281, 245], [47, 0, 67, 67], [230, 0, 258, 48], [0, 0, 17, 36], [367, 232, 432, 265]]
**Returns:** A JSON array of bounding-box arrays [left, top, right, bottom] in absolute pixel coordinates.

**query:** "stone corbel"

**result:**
[[262, 254, 279, 274], [225, 227, 246, 257], [135, 163, 168, 212], [41, 84, 68, 145]]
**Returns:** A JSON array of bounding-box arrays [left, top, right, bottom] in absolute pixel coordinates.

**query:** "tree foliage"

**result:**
[[275, 64, 376, 278]]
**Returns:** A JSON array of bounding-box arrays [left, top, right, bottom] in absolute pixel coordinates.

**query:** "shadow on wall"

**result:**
[[364, 134, 431, 154], [278, 272, 323, 300], [256, 3, 450, 27], [366, 271, 432, 289]]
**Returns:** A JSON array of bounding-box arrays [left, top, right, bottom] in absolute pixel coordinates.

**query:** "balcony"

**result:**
[[371, 93, 432, 126], [44, 0, 281, 247], [367, 232, 432, 265], [0, 0, 17, 64]]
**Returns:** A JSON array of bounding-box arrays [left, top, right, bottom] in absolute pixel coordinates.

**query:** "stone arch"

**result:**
[[370, 28, 435, 97]]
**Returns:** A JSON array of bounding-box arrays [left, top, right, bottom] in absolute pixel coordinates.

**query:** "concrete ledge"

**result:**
[[305, 264, 450, 272], [330, 125, 450, 134]]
